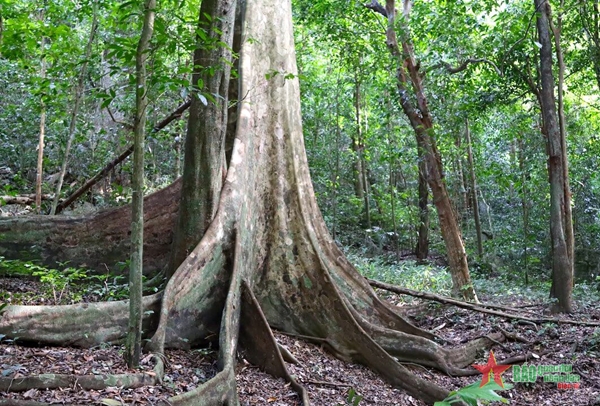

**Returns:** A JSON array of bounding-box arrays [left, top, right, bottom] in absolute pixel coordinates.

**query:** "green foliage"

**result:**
[[347, 251, 452, 297], [434, 380, 512, 406], [336, 387, 363, 406], [32, 264, 87, 303], [0, 257, 133, 304]]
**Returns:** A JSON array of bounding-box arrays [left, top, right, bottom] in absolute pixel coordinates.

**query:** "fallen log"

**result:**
[[0, 194, 52, 205]]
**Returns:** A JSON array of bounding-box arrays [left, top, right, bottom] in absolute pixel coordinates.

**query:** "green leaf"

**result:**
[[197, 93, 208, 106], [100, 399, 122, 406], [456, 381, 512, 405]]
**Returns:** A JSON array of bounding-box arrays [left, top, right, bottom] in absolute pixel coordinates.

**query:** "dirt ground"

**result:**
[[1, 276, 600, 405]]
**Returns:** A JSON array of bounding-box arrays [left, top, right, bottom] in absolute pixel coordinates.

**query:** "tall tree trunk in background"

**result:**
[[550, 0, 574, 284], [453, 132, 468, 223], [415, 144, 429, 261], [50, 2, 99, 215], [126, 0, 155, 368], [465, 118, 483, 259], [167, 0, 236, 277], [35, 9, 47, 215], [370, 0, 476, 301], [331, 78, 343, 240], [535, 0, 573, 313], [518, 135, 530, 285], [353, 75, 370, 228]]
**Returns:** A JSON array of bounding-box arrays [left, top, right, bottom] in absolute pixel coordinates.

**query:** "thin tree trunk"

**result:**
[[50, 3, 99, 215], [331, 77, 343, 240], [549, 1, 574, 282], [465, 118, 483, 258], [126, 0, 156, 368], [415, 144, 429, 260], [535, 0, 573, 313], [374, 0, 477, 301], [352, 76, 366, 202], [35, 7, 47, 214], [518, 135, 530, 285], [386, 95, 400, 258], [453, 132, 468, 223]]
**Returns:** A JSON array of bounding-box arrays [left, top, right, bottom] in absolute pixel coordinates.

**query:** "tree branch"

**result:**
[[431, 58, 502, 76], [364, 0, 387, 17], [368, 278, 600, 327]]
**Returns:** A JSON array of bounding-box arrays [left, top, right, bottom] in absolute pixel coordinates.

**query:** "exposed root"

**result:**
[[0, 355, 164, 393], [0, 294, 162, 347], [164, 369, 237, 406], [239, 281, 309, 405], [0, 400, 51, 406]]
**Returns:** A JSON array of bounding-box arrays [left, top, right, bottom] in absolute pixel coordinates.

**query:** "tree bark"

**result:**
[[167, 0, 236, 278], [549, 1, 575, 289], [376, 0, 477, 301], [126, 0, 156, 368], [0, 180, 180, 274], [415, 143, 429, 260], [535, 0, 573, 313], [35, 17, 47, 214], [518, 135, 530, 285], [465, 118, 483, 259]]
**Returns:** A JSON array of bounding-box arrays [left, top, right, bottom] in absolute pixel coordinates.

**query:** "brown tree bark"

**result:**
[[415, 143, 430, 260], [0, 1, 500, 404], [35, 18, 47, 214], [0, 180, 180, 274], [368, 0, 477, 301], [535, 0, 573, 313], [465, 118, 483, 259]]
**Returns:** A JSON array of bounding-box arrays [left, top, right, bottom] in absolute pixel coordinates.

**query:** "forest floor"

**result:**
[[2, 266, 600, 405]]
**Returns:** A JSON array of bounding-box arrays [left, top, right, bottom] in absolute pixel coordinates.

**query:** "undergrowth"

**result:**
[[346, 249, 600, 306], [0, 257, 161, 305]]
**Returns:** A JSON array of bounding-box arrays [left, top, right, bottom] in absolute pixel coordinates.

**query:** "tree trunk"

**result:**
[[0, 1, 502, 404], [550, 0, 575, 288], [465, 118, 483, 259], [126, 0, 156, 368], [375, 0, 477, 301], [518, 135, 530, 285], [167, 0, 236, 277], [35, 24, 47, 214], [50, 2, 98, 215], [535, 0, 573, 313], [415, 143, 429, 261]]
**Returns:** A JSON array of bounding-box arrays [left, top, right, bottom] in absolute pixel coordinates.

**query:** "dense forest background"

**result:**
[[1, 0, 600, 296]]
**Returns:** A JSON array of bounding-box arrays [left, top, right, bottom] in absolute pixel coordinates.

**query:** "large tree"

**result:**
[[0, 0, 500, 404]]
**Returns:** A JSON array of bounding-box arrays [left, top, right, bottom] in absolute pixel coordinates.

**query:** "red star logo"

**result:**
[[472, 351, 511, 388]]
